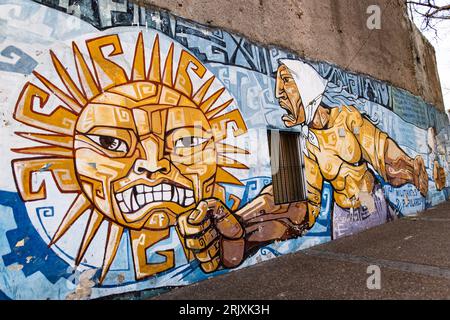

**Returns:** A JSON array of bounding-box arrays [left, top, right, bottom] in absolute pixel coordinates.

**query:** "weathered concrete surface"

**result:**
[[136, 0, 444, 110], [152, 201, 450, 300]]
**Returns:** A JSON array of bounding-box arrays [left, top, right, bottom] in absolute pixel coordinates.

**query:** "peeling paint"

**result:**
[[359, 191, 376, 213], [117, 274, 125, 284], [7, 264, 24, 271], [15, 239, 25, 247], [65, 269, 98, 300]]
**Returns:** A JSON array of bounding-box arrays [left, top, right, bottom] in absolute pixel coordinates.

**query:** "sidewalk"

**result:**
[[152, 201, 450, 300]]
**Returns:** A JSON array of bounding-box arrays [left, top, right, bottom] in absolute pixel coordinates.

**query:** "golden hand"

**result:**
[[433, 160, 447, 191], [413, 156, 429, 197], [177, 199, 245, 273]]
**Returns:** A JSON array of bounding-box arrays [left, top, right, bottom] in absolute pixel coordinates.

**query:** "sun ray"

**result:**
[[99, 222, 124, 284], [72, 42, 101, 99], [147, 34, 161, 82], [199, 87, 225, 113], [75, 209, 104, 266], [131, 32, 146, 81], [32, 71, 82, 113], [192, 76, 215, 106], [215, 167, 244, 186], [14, 83, 78, 136], [12, 33, 251, 282], [12, 158, 79, 201], [50, 50, 87, 106], [210, 109, 248, 141], [86, 35, 129, 90], [227, 194, 241, 211], [12, 146, 73, 158], [15, 132, 74, 148], [174, 50, 207, 97], [205, 98, 233, 119], [162, 43, 174, 87], [49, 194, 92, 246], [217, 155, 249, 170], [216, 143, 249, 155]]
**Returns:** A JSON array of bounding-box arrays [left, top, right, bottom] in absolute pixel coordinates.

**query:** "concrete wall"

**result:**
[[0, 0, 448, 300], [138, 0, 444, 110]]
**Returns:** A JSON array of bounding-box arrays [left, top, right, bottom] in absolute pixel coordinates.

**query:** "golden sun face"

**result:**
[[74, 83, 220, 230], [11, 32, 248, 283]]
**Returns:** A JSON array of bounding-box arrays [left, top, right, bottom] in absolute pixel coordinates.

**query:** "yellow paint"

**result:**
[[12, 32, 248, 282]]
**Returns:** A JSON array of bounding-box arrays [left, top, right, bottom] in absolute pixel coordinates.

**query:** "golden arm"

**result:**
[[235, 150, 324, 252], [352, 111, 428, 196], [176, 149, 325, 272]]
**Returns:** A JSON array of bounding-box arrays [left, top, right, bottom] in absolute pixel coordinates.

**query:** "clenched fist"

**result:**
[[434, 160, 446, 191], [177, 199, 245, 273], [413, 156, 429, 197]]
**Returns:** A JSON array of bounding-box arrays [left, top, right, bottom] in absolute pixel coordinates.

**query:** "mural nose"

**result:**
[[134, 137, 171, 176], [134, 157, 171, 176], [275, 81, 286, 100]]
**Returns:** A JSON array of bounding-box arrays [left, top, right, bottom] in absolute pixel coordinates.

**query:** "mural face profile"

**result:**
[[275, 60, 430, 239], [275, 64, 306, 128], [11, 32, 250, 282]]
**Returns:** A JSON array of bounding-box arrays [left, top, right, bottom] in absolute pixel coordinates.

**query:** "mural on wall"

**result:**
[[274, 60, 433, 239], [0, 0, 449, 299], [11, 31, 308, 283]]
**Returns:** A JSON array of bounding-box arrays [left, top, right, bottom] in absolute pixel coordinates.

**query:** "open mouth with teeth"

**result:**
[[115, 182, 195, 214], [279, 101, 297, 124]]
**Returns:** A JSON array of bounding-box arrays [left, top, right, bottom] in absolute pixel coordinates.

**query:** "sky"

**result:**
[[410, 1, 450, 112]]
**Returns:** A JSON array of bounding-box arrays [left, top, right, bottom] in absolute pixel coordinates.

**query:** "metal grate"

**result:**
[[268, 130, 306, 204]]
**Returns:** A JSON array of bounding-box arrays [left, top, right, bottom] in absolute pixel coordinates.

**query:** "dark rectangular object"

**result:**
[[268, 130, 307, 204]]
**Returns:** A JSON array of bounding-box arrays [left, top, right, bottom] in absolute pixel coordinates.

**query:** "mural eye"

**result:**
[[87, 135, 128, 153], [174, 136, 208, 148]]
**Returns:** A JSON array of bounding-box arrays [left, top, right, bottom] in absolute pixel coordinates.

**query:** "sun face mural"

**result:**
[[11, 32, 251, 282]]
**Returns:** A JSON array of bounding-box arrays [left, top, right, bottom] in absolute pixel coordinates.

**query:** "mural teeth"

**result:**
[[145, 193, 153, 203], [185, 197, 194, 206], [177, 188, 185, 204], [131, 192, 139, 211], [123, 188, 133, 211], [186, 190, 193, 197], [119, 202, 129, 213], [163, 191, 171, 201], [116, 193, 123, 201], [137, 194, 145, 206], [154, 191, 162, 201], [162, 183, 170, 191], [136, 185, 144, 193], [154, 184, 162, 192], [172, 189, 178, 203], [144, 186, 152, 192]]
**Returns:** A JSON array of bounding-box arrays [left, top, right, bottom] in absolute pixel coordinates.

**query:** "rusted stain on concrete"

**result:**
[[65, 269, 97, 300]]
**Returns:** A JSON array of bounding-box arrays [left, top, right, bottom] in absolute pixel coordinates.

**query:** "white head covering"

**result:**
[[279, 59, 328, 152]]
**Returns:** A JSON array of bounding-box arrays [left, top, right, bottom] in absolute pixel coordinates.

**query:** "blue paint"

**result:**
[[0, 289, 11, 300], [37, 207, 54, 217], [0, 191, 71, 284]]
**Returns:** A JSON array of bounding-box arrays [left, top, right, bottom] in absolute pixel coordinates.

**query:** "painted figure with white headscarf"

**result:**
[[275, 60, 429, 239], [172, 59, 432, 271]]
